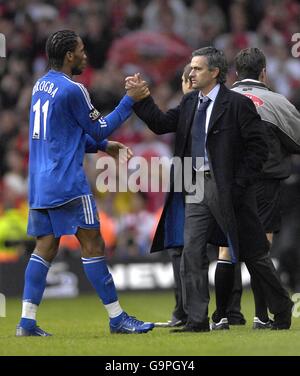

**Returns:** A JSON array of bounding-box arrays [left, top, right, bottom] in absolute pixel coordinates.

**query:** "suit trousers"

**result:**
[[226, 263, 244, 317], [168, 247, 187, 321], [181, 174, 292, 326], [181, 174, 227, 325]]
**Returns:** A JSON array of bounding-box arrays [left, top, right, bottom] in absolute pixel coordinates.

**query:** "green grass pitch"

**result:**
[[0, 291, 299, 356]]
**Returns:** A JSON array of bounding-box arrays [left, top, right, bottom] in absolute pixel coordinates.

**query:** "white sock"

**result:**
[[104, 301, 123, 318], [21, 301, 38, 320]]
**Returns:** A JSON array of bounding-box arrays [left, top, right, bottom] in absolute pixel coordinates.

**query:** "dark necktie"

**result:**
[[191, 98, 211, 169]]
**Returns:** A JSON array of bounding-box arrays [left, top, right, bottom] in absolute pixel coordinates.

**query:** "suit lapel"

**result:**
[[184, 92, 198, 137], [207, 84, 229, 134], [177, 93, 198, 157]]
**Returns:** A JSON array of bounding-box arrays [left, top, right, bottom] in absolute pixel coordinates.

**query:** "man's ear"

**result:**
[[259, 67, 267, 83], [66, 51, 73, 62], [212, 67, 220, 80]]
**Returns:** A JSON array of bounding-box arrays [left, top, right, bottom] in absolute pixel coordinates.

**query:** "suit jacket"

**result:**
[[133, 84, 269, 261]]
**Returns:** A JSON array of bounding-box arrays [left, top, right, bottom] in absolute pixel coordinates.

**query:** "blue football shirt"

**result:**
[[29, 69, 133, 208]]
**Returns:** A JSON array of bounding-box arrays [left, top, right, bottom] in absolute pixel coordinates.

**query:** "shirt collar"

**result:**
[[49, 69, 70, 79], [233, 79, 262, 85], [198, 83, 220, 102], [232, 79, 270, 91]]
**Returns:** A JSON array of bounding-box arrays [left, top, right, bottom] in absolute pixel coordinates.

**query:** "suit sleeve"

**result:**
[[133, 96, 179, 134], [236, 95, 269, 186], [69, 84, 133, 142]]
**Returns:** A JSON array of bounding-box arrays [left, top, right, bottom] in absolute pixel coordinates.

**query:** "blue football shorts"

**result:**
[[27, 195, 100, 238]]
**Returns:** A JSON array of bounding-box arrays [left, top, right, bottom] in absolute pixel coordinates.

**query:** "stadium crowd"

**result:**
[[0, 0, 299, 290]]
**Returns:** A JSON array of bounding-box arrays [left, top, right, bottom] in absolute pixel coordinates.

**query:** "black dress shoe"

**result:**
[[212, 310, 246, 326], [227, 315, 246, 326], [171, 322, 210, 333], [210, 318, 230, 330], [272, 301, 294, 330]]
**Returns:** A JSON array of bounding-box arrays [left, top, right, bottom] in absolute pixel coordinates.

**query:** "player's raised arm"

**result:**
[[69, 79, 149, 143]]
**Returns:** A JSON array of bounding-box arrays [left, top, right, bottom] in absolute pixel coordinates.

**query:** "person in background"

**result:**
[[214, 47, 300, 329]]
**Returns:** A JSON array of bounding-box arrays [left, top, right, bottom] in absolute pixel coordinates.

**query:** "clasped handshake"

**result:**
[[125, 73, 150, 102]]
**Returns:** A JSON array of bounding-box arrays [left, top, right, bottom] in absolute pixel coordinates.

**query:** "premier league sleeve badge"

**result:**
[[89, 108, 101, 121]]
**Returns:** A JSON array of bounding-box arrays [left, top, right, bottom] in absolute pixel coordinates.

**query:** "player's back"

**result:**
[[29, 70, 91, 209]]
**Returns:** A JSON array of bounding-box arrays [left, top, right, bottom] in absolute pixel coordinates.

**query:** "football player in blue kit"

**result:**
[[16, 30, 154, 336]]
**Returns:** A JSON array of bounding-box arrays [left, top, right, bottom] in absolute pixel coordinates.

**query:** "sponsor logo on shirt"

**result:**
[[243, 93, 264, 107], [89, 108, 101, 121]]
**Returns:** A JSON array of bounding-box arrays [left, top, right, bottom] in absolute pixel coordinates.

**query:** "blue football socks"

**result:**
[[20, 254, 50, 330], [82, 257, 122, 323]]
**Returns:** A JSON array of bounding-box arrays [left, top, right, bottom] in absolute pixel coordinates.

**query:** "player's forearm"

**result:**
[[83, 95, 133, 143], [100, 95, 134, 138], [94, 95, 134, 140], [85, 134, 108, 153]]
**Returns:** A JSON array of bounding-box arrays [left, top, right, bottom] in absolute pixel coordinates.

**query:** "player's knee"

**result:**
[[81, 236, 105, 258], [82, 245, 104, 258], [35, 236, 59, 262], [34, 249, 57, 263], [99, 235, 105, 251]]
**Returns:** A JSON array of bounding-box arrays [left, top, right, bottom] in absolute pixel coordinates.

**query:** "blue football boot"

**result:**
[[16, 325, 52, 337], [110, 312, 154, 334]]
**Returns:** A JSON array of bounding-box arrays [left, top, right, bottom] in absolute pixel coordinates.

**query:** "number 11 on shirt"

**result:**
[[32, 99, 50, 140]]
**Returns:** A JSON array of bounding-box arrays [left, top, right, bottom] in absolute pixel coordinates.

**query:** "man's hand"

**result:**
[[125, 73, 150, 101], [106, 141, 133, 163]]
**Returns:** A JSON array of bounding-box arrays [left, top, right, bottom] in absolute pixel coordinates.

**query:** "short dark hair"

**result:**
[[46, 30, 79, 69], [192, 46, 228, 84], [235, 48, 266, 80], [182, 63, 192, 83]]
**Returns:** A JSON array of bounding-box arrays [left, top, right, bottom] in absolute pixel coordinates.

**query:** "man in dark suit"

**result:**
[[127, 46, 293, 332]]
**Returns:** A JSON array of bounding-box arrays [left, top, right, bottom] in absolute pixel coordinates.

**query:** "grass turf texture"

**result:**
[[0, 291, 299, 356]]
